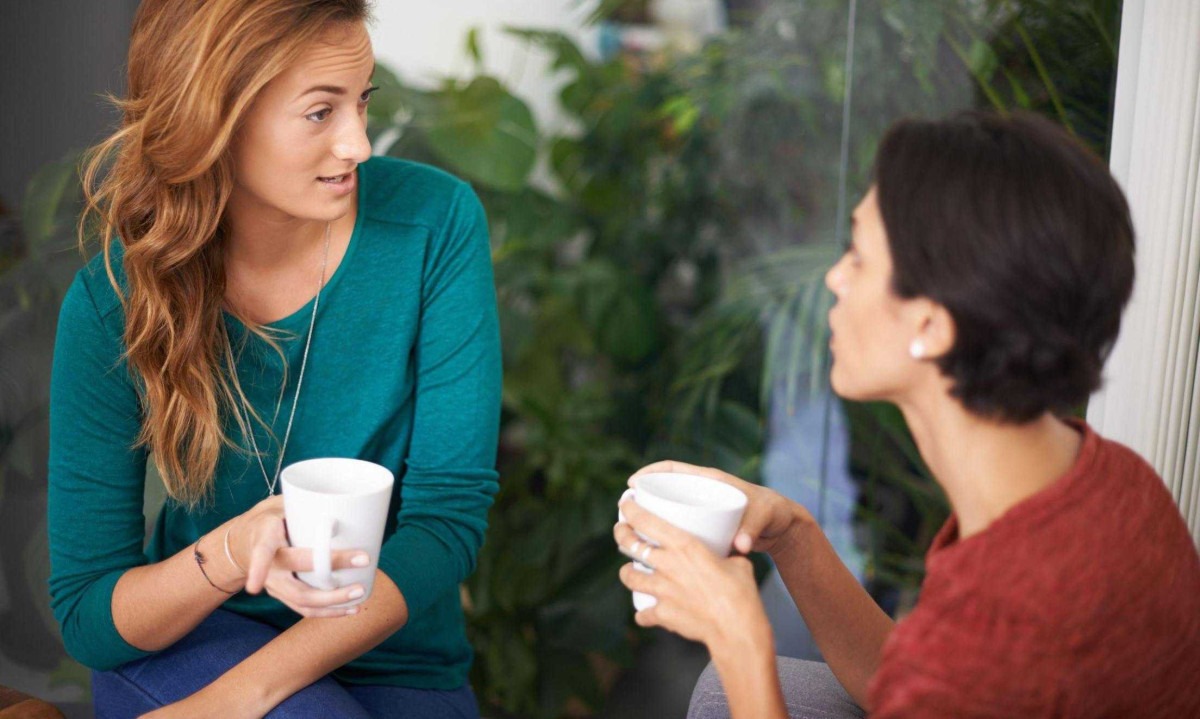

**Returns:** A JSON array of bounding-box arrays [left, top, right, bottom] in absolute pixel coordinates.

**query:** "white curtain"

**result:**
[[1087, 0, 1200, 543]]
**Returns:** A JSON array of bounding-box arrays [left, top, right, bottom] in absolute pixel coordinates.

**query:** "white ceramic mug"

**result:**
[[618, 472, 748, 611], [280, 458, 394, 606]]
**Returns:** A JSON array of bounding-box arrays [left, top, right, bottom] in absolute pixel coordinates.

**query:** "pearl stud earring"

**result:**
[[909, 339, 926, 359]]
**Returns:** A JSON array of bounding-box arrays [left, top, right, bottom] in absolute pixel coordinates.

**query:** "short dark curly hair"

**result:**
[[874, 111, 1135, 423]]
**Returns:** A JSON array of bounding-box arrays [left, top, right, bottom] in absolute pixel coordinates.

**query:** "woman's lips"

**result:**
[[317, 169, 356, 194]]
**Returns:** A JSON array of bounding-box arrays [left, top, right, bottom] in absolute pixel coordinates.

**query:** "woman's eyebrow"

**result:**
[[297, 84, 347, 97], [297, 67, 375, 99]]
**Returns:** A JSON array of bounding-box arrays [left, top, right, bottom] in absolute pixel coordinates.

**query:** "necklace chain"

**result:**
[[236, 222, 332, 496]]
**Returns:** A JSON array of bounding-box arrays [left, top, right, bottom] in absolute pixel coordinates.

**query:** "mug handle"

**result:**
[[311, 515, 337, 590]]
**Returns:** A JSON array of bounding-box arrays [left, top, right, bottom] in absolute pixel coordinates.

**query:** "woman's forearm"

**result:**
[[709, 614, 788, 719], [195, 571, 409, 716], [773, 517, 894, 709], [111, 521, 245, 652]]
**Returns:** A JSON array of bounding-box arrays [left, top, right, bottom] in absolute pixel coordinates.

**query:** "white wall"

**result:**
[[369, 1, 601, 137]]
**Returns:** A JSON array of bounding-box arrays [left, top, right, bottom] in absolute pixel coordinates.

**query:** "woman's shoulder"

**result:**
[[64, 243, 127, 325], [359, 156, 480, 231]]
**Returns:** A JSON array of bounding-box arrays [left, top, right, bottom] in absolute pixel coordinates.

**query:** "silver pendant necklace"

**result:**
[[235, 222, 332, 496]]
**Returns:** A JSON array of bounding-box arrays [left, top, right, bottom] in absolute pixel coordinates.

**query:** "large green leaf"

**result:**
[[421, 76, 538, 192], [575, 260, 660, 365], [20, 157, 80, 255], [365, 62, 412, 135]]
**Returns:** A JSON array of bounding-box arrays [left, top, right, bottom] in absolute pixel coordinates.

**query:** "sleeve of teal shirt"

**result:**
[[47, 271, 153, 670], [375, 182, 502, 619]]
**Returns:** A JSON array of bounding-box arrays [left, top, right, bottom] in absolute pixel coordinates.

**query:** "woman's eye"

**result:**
[[359, 86, 379, 104], [306, 108, 332, 123]]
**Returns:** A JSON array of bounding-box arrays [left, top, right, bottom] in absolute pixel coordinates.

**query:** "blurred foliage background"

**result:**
[[0, 0, 1120, 717]]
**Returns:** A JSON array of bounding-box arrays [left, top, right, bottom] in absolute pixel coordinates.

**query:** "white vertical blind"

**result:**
[[1087, 0, 1200, 543]]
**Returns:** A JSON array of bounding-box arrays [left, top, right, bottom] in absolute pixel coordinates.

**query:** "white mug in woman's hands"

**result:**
[[617, 472, 747, 610], [228, 491, 380, 618], [280, 458, 393, 607], [631, 461, 813, 559]]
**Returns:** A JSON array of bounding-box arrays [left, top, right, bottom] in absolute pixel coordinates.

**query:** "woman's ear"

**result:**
[[920, 301, 956, 359]]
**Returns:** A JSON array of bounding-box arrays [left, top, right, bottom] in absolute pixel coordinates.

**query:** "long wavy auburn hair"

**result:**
[[79, 0, 371, 508]]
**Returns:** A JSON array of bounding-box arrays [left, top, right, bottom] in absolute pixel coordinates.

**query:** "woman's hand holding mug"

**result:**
[[614, 499, 772, 654], [630, 460, 815, 560], [225, 495, 371, 618], [222, 458, 394, 618], [615, 463, 798, 719]]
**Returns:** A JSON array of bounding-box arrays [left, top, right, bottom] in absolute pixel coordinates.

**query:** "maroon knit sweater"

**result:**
[[868, 423, 1200, 718]]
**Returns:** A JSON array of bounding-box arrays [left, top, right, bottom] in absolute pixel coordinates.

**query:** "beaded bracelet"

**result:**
[[194, 538, 238, 594]]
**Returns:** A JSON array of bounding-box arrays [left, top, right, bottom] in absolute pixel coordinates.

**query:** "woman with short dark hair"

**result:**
[[614, 111, 1200, 718]]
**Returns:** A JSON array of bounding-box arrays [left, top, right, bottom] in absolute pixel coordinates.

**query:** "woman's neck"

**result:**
[[220, 194, 357, 324], [223, 197, 332, 274], [897, 388, 1083, 540]]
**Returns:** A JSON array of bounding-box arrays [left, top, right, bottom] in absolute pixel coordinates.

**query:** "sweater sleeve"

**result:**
[[375, 183, 501, 620], [47, 271, 153, 671]]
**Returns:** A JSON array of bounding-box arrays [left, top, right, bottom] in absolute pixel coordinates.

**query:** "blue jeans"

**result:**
[[92, 608, 478, 718]]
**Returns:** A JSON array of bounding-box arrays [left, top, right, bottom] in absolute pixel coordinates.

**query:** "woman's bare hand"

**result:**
[[225, 496, 369, 618], [631, 461, 814, 559], [613, 498, 775, 655]]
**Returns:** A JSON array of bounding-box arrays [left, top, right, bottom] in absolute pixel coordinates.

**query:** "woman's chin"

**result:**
[[828, 370, 847, 399], [828, 368, 872, 402], [288, 201, 352, 226]]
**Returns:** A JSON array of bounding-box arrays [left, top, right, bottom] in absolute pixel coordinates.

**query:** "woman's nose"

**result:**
[[333, 115, 372, 164], [825, 259, 843, 296]]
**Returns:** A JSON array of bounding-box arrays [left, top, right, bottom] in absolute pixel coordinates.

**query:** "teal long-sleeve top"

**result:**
[[47, 157, 501, 690]]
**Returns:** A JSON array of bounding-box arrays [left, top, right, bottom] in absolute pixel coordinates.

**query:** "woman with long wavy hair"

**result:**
[[47, 1, 499, 716]]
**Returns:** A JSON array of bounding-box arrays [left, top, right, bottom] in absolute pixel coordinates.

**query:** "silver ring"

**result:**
[[640, 544, 653, 563], [630, 540, 642, 557]]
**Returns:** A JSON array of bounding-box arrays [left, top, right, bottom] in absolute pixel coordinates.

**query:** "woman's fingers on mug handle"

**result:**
[[614, 522, 674, 571], [274, 572, 364, 614], [613, 521, 633, 548], [293, 604, 360, 619], [618, 499, 692, 549], [633, 604, 662, 629], [619, 562, 669, 597], [276, 547, 371, 572]]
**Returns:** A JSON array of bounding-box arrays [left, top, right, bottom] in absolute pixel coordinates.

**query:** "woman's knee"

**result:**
[[687, 657, 865, 719], [687, 662, 731, 719], [91, 669, 159, 719]]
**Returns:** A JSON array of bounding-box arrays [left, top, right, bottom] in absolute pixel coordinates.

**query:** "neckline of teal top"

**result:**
[[221, 159, 369, 335]]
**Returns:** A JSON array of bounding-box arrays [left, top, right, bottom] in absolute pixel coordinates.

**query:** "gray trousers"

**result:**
[[687, 658, 865, 719]]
